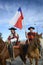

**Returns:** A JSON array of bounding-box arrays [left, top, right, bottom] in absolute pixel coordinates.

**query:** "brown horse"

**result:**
[[13, 33, 41, 65], [27, 40, 40, 65], [26, 33, 42, 65], [0, 38, 10, 65], [0, 39, 27, 65]]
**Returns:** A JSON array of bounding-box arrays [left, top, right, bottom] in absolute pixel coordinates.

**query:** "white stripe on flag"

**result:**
[[9, 11, 21, 25]]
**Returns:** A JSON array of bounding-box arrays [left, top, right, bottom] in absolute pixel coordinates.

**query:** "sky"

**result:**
[[0, 0, 43, 41]]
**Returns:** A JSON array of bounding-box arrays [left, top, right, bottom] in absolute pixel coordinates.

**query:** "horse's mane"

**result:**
[[28, 33, 41, 50], [0, 38, 5, 53]]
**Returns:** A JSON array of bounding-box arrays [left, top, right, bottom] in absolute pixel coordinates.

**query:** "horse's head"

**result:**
[[34, 33, 42, 44], [35, 33, 42, 39], [0, 38, 5, 53], [29, 33, 42, 49]]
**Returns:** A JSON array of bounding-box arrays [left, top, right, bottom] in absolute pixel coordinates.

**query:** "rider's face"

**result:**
[[11, 30, 15, 34], [30, 29, 33, 32]]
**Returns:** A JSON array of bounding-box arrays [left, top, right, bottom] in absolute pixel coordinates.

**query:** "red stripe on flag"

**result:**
[[14, 11, 24, 29], [14, 16, 23, 29]]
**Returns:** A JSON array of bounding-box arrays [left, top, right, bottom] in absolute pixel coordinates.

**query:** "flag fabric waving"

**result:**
[[9, 7, 24, 29]]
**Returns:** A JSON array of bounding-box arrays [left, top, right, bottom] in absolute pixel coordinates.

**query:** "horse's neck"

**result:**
[[28, 40, 37, 50], [0, 39, 5, 53]]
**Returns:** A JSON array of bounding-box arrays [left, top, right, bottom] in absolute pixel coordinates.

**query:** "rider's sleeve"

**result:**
[[8, 36, 11, 40], [8, 34, 13, 40]]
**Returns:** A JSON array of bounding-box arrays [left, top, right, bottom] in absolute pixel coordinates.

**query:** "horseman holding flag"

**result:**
[[7, 7, 24, 60]]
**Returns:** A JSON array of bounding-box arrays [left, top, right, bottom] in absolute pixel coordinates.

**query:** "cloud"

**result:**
[[0, 3, 12, 12], [0, 4, 4, 9], [0, 0, 43, 27], [23, 7, 43, 26], [0, 19, 9, 25]]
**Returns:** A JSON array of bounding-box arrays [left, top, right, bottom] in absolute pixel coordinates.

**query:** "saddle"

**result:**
[[13, 41, 20, 49]]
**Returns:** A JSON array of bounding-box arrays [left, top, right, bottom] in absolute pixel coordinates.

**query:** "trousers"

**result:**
[[8, 43, 13, 58]]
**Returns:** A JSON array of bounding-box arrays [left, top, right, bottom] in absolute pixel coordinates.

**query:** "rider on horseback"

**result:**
[[8, 27, 19, 60], [25, 27, 41, 57], [26, 27, 36, 43]]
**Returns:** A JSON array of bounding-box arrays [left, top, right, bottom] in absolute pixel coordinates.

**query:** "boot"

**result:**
[[8, 44, 13, 60]]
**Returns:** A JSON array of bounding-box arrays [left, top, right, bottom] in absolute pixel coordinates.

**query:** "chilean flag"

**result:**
[[9, 7, 24, 29]]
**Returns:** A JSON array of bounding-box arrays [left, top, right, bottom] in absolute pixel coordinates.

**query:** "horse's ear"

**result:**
[[35, 33, 40, 38], [37, 33, 42, 38]]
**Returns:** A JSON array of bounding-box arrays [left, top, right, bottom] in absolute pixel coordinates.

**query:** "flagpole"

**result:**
[[34, 22, 38, 33], [23, 21, 27, 37]]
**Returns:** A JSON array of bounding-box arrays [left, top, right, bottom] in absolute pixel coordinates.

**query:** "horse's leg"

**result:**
[[23, 62, 26, 65], [29, 58, 35, 65], [35, 59, 38, 65], [2, 59, 6, 65], [29, 58, 33, 65], [0, 61, 2, 65], [23, 58, 26, 65], [20, 54, 26, 65]]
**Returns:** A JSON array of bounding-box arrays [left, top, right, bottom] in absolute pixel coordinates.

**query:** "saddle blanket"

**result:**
[[13, 45, 20, 49]]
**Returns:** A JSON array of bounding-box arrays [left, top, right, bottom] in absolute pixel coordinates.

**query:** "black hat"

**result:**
[[9, 27, 17, 30], [28, 27, 35, 30]]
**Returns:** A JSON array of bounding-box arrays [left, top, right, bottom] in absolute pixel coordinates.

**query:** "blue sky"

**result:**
[[0, 0, 43, 41]]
